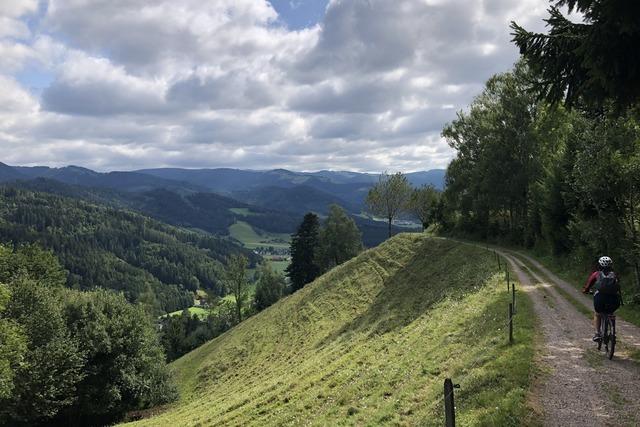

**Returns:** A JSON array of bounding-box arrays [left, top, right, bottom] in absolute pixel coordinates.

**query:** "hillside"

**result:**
[[130, 235, 535, 426], [0, 186, 258, 314], [231, 185, 359, 215]]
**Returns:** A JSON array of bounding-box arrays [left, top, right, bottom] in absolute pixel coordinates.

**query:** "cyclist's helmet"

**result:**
[[598, 256, 613, 268]]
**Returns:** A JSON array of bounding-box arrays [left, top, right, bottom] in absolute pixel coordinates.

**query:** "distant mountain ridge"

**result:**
[[0, 163, 445, 192], [0, 163, 439, 246], [5, 164, 205, 193], [136, 167, 446, 191]]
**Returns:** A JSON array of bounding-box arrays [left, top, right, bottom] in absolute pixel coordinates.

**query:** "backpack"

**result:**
[[595, 271, 619, 295]]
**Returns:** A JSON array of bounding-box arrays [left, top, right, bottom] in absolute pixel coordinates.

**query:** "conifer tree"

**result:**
[[285, 213, 320, 292]]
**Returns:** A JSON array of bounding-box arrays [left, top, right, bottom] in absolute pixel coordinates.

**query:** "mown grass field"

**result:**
[[130, 235, 537, 426], [228, 221, 290, 250]]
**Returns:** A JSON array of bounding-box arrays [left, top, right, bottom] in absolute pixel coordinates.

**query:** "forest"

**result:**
[[0, 187, 258, 314], [439, 60, 639, 297], [0, 244, 176, 426]]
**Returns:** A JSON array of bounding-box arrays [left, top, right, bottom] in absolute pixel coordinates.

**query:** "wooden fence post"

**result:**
[[444, 378, 457, 427], [506, 268, 510, 292], [508, 303, 514, 344], [512, 284, 516, 314]]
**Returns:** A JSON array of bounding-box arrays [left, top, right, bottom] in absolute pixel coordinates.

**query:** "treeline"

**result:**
[[0, 187, 258, 314], [0, 244, 175, 426], [438, 61, 640, 296]]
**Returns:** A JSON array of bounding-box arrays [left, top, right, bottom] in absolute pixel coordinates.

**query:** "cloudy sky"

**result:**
[[0, 0, 551, 172]]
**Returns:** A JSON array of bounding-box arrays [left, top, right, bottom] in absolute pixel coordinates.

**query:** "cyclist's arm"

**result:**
[[582, 271, 598, 293]]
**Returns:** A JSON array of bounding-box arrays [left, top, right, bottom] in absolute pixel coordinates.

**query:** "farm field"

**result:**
[[228, 221, 290, 250], [229, 220, 291, 274]]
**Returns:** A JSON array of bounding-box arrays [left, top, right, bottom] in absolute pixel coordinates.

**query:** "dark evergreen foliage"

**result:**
[[511, 0, 640, 109], [286, 213, 321, 291], [0, 186, 258, 314]]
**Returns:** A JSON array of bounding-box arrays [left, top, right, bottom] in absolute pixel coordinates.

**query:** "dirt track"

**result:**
[[499, 249, 640, 426]]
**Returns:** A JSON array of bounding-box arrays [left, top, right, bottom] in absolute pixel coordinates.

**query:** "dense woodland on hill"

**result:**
[[0, 187, 258, 314]]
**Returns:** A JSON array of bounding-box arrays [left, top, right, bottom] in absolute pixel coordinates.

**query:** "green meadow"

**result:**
[[130, 235, 536, 426]]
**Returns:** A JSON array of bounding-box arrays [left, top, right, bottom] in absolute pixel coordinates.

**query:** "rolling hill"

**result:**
[[128, 235, 535, 426]]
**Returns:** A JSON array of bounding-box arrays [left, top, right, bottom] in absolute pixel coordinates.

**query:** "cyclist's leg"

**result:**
[[593, 293, 604, 340]]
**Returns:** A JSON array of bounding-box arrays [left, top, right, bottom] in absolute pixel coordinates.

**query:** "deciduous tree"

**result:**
[[225, 254, 249, 322], [254, 264, 285, 311], [316, 204, 363, 271], [409, 185, 441, 231], [366, 172, 412, 238]]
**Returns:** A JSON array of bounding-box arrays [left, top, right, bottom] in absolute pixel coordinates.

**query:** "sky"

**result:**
[[0, 0, 552, 172]]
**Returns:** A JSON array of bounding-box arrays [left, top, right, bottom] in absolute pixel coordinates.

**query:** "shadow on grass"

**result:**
[[316, 239, 499, 348]]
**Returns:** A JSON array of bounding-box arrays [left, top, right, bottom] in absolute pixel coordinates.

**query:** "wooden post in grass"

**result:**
[[444, 378, 457, 427], [508, 303, 514, 344], [512, 284, 516, 314]]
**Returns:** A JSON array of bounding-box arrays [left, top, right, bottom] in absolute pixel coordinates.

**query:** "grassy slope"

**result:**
[[229, 221, 290, 250], [131, 235, 536, 426]]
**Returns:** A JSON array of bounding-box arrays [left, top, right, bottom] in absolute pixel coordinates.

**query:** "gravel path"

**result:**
[[499, 250, 640, 427]]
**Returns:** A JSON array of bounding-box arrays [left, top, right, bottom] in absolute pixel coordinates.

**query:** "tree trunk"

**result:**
[[388, 217, 392, 238]]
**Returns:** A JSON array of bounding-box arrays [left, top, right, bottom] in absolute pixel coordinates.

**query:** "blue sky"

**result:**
[[0, 0, 550, 172], [268, 0, 329, 30]]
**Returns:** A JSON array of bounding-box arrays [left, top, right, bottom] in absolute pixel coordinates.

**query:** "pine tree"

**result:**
[[285, 213, 321, 292]]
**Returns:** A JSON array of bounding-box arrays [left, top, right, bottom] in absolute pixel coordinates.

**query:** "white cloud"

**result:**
[[0, 0, 551, 172]]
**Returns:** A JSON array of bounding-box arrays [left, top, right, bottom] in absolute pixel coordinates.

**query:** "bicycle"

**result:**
[[596, 312, 616, 360]]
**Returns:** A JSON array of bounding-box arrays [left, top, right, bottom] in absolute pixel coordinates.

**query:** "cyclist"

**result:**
[[582, 256, 621, 341]]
